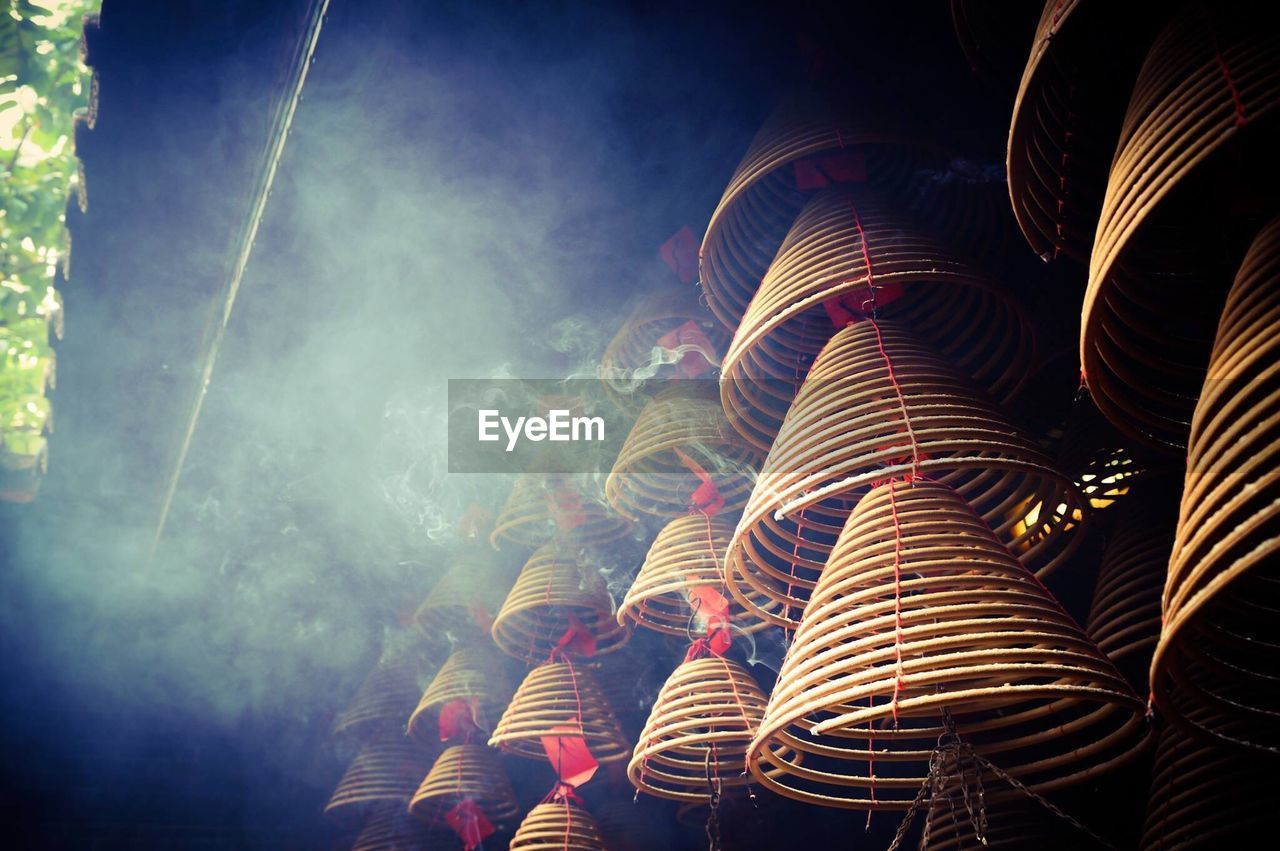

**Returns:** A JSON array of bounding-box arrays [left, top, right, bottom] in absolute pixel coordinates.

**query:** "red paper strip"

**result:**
[[686, 585, 732, 655], [445, 798, 495, 851], [822, 281, 906, 327], [438, 697, 480, 741], [547, 487, 587, 531], [659, 226, 700, 284], [468, 600, 494, 632], [540, 722, 600, 789], [656, 319, 716, 378], [674, 448, 725, 516], [552, 614, 597, 659], [794, 150, 867, 190]]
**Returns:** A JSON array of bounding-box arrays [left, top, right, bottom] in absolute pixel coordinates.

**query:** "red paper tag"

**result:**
[[446, 798, 495, 850], [456, 503, 493, 540], [438, 698, 480, 741], [794, 150, 867, 190], [552, 615, 597, 659], [468, 601, 494, 632], [656, 320, 716, 378], [659, 226, 700, 284], [675, 449, 725, 515], [547, 487, 587, 531], [540, 721, 600, 789], [822, 281, 906, 327], [686, 585, 732, 654]]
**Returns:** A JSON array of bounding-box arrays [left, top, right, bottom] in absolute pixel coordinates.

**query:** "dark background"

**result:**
[[0, 1, 1122, 848]]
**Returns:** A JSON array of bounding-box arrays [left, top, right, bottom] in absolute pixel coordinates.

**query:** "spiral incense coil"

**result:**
[[324, 731, 438, 820], [628, 656, 774, 803], [599, 288, 729, 411], [747, 480, 1147, 810], [699, 101, 948, 330], [726, 319, 1086, 629], [352, 804, 442, 851], [1139, 714, 1270, 850], [509, 802, 607, 851], [490, 474, 634, 551], [582, 649, 649, 719], [617, 513, 769, 636], [406, 647, 516, 744], [720, 187, 1034, 449], [413, 555, 517, 647], [488, 661, 630, 764], [334, 662, 426, 739], [922, 798, 1077, 851], [490, 544, 630, 663], [605, 384, 762, 520], [407, 744, 521, 828], [1082, 6, 1280, 451], [1085, 481, 1178, 691], [1149, 217, 1280, 754]]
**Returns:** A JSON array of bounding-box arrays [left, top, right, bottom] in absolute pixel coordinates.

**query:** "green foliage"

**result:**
[[1, 0, 98, 491]]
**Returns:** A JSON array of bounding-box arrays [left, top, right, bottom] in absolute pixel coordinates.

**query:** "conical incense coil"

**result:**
[[488, 661, 630, 763], [413, 554, 517, 647], [720, 187, 1033, 450], [408, 744, 521, 828], [352, 803, 444, 851], [922, 797, 1078, 851], [490, 544, 630, 663], [628, 656, 774, 802], [334, 662, 426, 739], [1083, 5, 1280, 451], [490, 474, 634, 551], [1149, 217, 1280, 754], [509, 801, 607, 850], [324, 731, 438, 820], [599, 289, 728, 411], [581, 648, 650, 719], [1007, 0, 1162, 263], [747, 480, 1147, 809], [1085, 480, 1177, 691], [406, 647, 516, 744], [1139, 713, 1270, 850], [699, 100, 948, 330], [617, 513, 770, 636], [726, 319, 1085, 629], [605, 384, 761, 520]]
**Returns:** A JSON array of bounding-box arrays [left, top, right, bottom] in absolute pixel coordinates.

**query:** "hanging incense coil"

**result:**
[[1149, 217, 1280, 754], [581, 648, 651, 720], [628, 656, 774, 802], [1138, 714, 1270, 850], [407, 744, 521, 828], [351, 803, 443, 851], [1085, 480, 1178, 691], [490, 544, 630, 663], [509, 802, 607, 850], [747, 479, 1147, 809], [617, 512, 769, 636], [922, 798, 1077, 851], [726, 319, 1086, 629], [325, 731, 438, 820], [334, 662, 426, 739], [720, 187, 1034, 449], [699, 101, 948, 330], [488, 661, 630, 763], [1082, 6, 1280, 451], [490, 474, 634, 550], [413, 554, 517, 647], [406, 647, 516, 744], [605, 384, 761, 520], [599, 289, 728, 411]]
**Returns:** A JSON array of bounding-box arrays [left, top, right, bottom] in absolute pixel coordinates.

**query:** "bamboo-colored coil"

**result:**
[[747, 480, 1147, 810], [699, 102, 948, 330], [490, 544, 630, 663], [628, 657, 773, 802], [488, 661, 630, 764], [334, 663, 426, 739], [490, 474, 634, 551], [406, 647, 515, 744], [726, 319, 1085, 629], [352, 803, 443, 851], [1007, 0, 1159, 263], [617, 513, 769, 636], [605, 384, 762, 521], [1083, 6, 1280, 451], [325, 731, 438, 820], [1139, 715, 1269, 850], [720, 187, 1033, 450], [407, 744, 521, 828], [582, 649, 650, 718], [413, 555, 517, 647], [599, 289, 728, 410], [1085, 482, 1178, 691], [509, 802, 607, 851], [1149, 217, 1280, 754]]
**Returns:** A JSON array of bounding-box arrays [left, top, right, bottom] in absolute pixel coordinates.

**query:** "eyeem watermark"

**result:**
[[478, 408, 605, 452]]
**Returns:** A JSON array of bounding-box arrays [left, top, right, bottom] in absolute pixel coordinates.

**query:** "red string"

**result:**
[[1213, 49, 1248, 127], [563, 796, 572, 850], [886, 480, 906, 727], [865, 317, 922, 480]]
